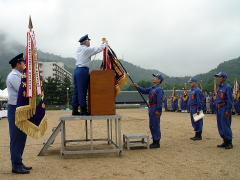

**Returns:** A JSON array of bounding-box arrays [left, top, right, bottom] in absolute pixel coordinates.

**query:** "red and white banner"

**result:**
[[32, 31, 42, 95], [100, 46, 112, 70], [100, 46, 128, 94], [233, 79, 239, 96], [26, 32, 33, 97]]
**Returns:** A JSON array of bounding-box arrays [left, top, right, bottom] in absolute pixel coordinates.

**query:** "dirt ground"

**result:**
[[0, 109, 240, 180]]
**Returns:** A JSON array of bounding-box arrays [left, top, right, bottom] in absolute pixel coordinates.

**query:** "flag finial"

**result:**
[[28, 16, 33, 31]]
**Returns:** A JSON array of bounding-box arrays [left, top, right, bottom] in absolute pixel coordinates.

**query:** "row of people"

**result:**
[[134, 72, 235, 150], [164, 91, 240, 115]]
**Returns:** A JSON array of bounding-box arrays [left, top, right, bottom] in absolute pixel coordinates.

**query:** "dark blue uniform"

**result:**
[[72, 67, 89, 108], [137, 84, 163, 141], [202, 95, 207, 113], [215, 82, 233, 141], [210, 94, 216, 114], [188, 85, 203, 133], [164, 97, 168, 111], [233, 98, 240, 115], [181, 96, 188, 111], [172, 97, 178, 112]]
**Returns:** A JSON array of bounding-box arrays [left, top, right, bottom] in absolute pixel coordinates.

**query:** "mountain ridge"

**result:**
[[0, 32, 240, 91]]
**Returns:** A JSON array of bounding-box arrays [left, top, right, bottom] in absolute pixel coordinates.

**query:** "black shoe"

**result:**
[[217, 139, 226, 148], [12, 168, 30, 174], [80, 111, 90, 116], [72, 107, 80, 116], [190, 136, 202, 141], [190, 132, 202, 141], [80, 106, 90, 116], [23, 165, 32, 171], [217, 142, 226, 148], [225, 143, 233, 149], [150, 141, 160, 149], [72, 110, 80, 115], [190, 132, 197, 140], [225, 140, 233, 150]]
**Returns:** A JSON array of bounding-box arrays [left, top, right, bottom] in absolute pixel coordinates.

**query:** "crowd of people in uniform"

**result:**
[[163, 89, 240, 115]]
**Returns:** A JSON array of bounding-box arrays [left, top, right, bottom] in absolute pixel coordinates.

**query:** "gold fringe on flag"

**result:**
[[15, 111, 47, 139], [15, 16, 47, 138]]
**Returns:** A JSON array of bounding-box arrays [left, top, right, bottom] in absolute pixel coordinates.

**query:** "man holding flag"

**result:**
[[6, 17, 48, 174], [133, 74, 164, 148], [72, 34, 107, 115], [7, 53, 31, 174]]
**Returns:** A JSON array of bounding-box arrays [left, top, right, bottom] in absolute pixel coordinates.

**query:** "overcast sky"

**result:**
[[0, 0, 240, 76]]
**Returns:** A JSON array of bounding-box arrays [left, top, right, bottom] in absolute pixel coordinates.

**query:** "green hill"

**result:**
[[0, 32, 167, 83], [1, 32, 240, 91]]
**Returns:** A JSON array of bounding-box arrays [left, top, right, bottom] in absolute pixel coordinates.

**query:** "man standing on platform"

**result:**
[[188, 77, 204, 141], [133, 74, 164, 148], [72, 34, 107, 115], [214, 72, 233, 149], [6, 53, 32, 174]]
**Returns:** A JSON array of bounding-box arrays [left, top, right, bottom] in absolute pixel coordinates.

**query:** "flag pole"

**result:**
[[103, 39, 149, 108], [117, 59, 150, 108], [105, 44, 149, 108]]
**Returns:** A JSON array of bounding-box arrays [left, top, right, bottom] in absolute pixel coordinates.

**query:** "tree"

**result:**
[[0, 75, 5, 89], [42, 76, 73, 106]]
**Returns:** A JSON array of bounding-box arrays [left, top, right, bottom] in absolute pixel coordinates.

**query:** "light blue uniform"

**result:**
[[72, 43, 107, 109], [6, 69, 27, 169]]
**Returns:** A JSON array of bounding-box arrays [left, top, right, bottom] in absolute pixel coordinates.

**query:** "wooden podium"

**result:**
[[88, 70, 116, 115]]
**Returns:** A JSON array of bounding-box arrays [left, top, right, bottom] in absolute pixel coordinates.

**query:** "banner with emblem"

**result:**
[[183, 83, 188, 102], [15, 17, 47, 138], [172, 87, 176, 101], [233, 79, 240, 100], [100, 44, 128, 95], [213, 79, 217, 100]]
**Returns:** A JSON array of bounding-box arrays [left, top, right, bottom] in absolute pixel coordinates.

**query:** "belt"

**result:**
[[149, 103, 157, 107], [191, 104, 198, 108], [217, 102, 226, 108], [77, 66, 89, 69]]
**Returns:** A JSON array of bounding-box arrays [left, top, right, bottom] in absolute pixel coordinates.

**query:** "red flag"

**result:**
[[100, 46, 128, 94]]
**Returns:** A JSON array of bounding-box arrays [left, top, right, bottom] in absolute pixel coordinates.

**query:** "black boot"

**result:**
[[12, 168, 30, 174], [72, 107, 80, 116], [225, 139, 233, 149], [150, 140, 160, 149], [217, 139, 226, 148], [80, 106, 90, 116], [190, 131, 202, 141], [190, 132, 197, 140]]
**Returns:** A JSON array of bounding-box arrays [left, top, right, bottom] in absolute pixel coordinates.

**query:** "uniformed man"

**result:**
[[202, 92, 207, 113], [72, 34, 107, 115], [133, 74, 164, 148], [214, 72, 233, 149], [163, 96, 168, 111], [206, 93, 211, 114], [210, 92, 216, 114], [6, 53, 32, 174], [233, 96, 240, 115], [187, 77, 203, 141]]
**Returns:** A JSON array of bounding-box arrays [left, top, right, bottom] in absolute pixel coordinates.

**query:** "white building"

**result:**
[[39, 62, 72, 81]]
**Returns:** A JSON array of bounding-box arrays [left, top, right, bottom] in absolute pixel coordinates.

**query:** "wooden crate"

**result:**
[[88, 70, 116, 115]]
